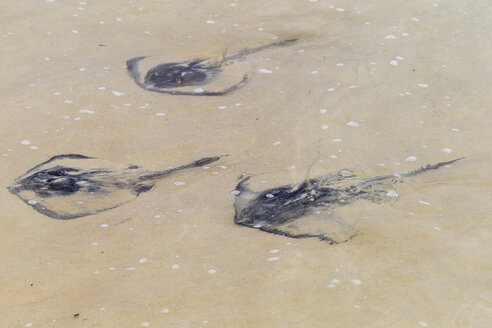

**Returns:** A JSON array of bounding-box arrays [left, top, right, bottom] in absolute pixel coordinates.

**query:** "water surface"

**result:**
[[1, 0, 491, 327]]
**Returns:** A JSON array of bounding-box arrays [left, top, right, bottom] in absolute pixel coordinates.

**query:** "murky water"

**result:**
[[1, 0, 491, 327]]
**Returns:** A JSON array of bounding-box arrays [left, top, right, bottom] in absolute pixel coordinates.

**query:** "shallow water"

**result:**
[[1, 0, 491, 327]]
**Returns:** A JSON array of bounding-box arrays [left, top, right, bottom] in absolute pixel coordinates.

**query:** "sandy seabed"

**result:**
[[1, 0, 491, 327]]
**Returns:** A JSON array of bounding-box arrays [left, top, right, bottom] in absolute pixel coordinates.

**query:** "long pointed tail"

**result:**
[[225, 39, 298, 62], [402, 157, 464, 177], [138, 155, 227, 181]]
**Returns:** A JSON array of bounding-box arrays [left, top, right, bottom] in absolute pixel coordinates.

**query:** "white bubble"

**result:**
[[385, 190, 399, 198], [417, 84, 429, 88], [139, 258, 148, 264], [27, 200, 37, 205], [21, 140, 31, 145], [259, 69, 273, 74], [173, 181, 186, 186], [405, 156, 417, 162], [347, 121, 359, 127], [441, 148, 452, 153], [384, 34, 397, 39], [207, 269, 216, 274], [351, 279, 362, 285], [171, 264, 180, 269]]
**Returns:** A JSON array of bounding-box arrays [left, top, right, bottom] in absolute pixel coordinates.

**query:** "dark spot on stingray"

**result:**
[[127, 39, 298, 96], [8, 154, 224, 220], [233, 158, 463, 244]]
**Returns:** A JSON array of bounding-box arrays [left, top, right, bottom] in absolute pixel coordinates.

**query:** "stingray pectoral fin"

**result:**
[[144, 73, 249, 96], [127, 56, 151, 92], [127, 56, 147, 75], [262, 211, 357, 244], [13, 185, 140, 220]]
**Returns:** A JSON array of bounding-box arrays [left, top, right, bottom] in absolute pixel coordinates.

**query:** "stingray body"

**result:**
[[233, 158, 463, 244], [8, 154, 222, 220], [127, 39, 297, 96]]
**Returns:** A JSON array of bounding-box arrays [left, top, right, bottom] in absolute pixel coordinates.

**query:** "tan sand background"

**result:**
[[1, 0, 491, 327]]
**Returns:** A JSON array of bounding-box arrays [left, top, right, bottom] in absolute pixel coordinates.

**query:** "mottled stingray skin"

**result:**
[[127, 39, 297, 96], [234, 158, 463, 244], [8, 154, 222, 220]]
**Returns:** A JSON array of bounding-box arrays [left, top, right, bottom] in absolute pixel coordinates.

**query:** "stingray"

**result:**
[[126, 38, 297, 96], [8, 154, 223, 220], [233, 158, 463, 244]]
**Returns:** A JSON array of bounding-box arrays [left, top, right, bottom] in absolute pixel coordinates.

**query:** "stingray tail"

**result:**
[[138, 155, 227, 181], [402, 157, 464, 177]]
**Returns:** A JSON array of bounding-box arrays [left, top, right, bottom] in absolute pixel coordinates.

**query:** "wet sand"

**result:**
[[1, 0, 491, 327]]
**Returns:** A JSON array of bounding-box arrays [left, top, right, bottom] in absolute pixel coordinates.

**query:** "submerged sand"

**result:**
[[1, 0, 491, 327]]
